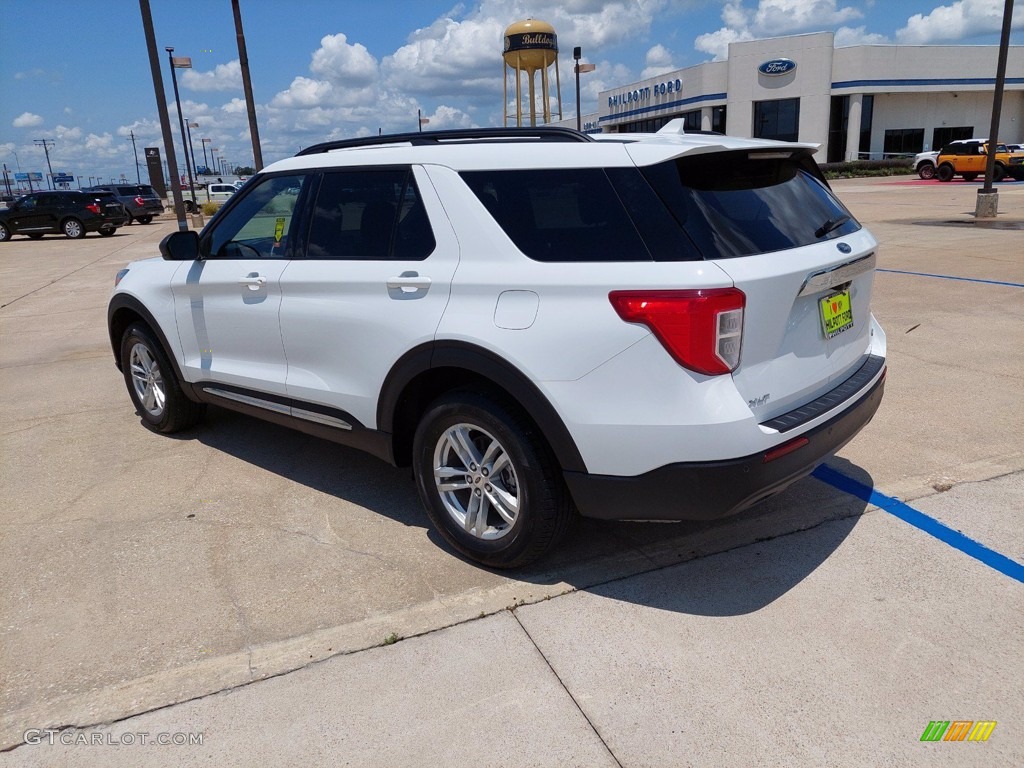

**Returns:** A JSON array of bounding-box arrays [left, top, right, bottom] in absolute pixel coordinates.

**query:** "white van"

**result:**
[[207, 183, 236, 203]]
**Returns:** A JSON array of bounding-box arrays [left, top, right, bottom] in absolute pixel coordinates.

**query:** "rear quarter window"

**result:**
[[460, 168, 695, 262], [641, 151, 860, 259]]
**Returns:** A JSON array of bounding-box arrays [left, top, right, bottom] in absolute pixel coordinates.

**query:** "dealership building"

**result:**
[[574, 31, 1023, 161]]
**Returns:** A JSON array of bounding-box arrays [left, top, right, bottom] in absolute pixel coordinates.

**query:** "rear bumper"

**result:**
[[564, 360, 885, 521]]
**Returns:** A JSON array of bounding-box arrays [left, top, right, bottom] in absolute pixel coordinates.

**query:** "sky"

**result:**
[[1, 0, 1021, 186]]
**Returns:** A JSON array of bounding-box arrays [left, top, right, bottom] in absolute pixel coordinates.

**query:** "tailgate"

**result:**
[[716, 229, 879, 421]]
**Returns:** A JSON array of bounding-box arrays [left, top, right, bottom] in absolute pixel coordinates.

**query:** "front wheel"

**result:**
[[98, 229, 115, 237], [962, 173, 978, 182], [121, 323, 205, 433], [917, 163, 935, 180], [936, 163, 955, 182], [28, 233, 45, 240], [63, 218, 85, 238], [137, 215, 153, 224], [993, 164, 1006, 182], [412, 391, 573, 568]]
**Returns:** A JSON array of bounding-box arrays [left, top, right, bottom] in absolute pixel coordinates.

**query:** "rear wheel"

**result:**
[[917, 163, 935, 180], [120, 322, 205, 433], [124, 212, 133, 225], [993, 164, 1006, 182], [98, 229, 115, 237], [28, 233, 44, 240], [138, 215, 153, 224], [412, 391, 573, 568], [962, 173, 978, 182], [62, 218, 85, 239], [936, 163, 955, 182], [0, 222, 10, 242]]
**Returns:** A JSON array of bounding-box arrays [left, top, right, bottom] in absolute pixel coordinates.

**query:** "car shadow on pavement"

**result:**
[[181, 406, 872, 617]]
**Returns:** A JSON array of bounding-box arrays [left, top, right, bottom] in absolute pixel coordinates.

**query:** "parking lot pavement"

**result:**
[[1, 178, 1022, 763]]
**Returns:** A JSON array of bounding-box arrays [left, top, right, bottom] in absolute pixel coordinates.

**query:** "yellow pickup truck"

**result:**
[[935, 140, 1024, 182]]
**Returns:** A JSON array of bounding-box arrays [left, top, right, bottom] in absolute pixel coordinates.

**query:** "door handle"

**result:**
[[387, 273, 431, 292], [239, 273, 267, 291]]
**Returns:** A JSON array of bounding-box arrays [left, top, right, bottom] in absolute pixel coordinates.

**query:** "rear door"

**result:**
[[279, 165, 459, 428], [641, 150, 878, 421]]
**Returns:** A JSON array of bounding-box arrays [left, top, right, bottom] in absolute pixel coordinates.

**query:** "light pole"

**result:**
[[127, 130, 141, 183], [185, 120, 199, 179], [573, 47, 595, 132], [165, 47, 198, 213], [201, 138, 211, 174]]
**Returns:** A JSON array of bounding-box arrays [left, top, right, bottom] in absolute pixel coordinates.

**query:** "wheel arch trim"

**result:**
[[107, 294, 196, 400], [378, 341, 587, 473]]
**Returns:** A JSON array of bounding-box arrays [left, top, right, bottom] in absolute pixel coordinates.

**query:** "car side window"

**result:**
[[205, 174, 309, 260], [305, 169, 435, 260]]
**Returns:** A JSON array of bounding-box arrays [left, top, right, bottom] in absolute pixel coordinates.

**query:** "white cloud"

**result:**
[[896, 0, 1021, 44], [310, 33, 379, 87], [694, 0, 866, 59], [180, 60, 243, 92], [13, 112, 44, 128], [834, 25, 889, 47], [641, 44, 679, 79], [54, 125, 83, 141], [695, 26, 754, 60]]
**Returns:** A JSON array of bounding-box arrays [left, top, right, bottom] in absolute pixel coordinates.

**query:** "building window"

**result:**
[[883, 128, 924, 156], [712, 106, 727, 134], [932, 126, 973, 150], [753, 98, 800, 143], [859, 95, 873, 155], [682, 110, 701, 131]]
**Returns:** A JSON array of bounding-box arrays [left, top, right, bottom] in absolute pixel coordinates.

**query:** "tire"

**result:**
[[962, 173, 978, 182], [125, 212, 133, 225], [936, 163, 955, 182], [0, 222, 10, 242], [138, 215, 153, 224], [184, 200, 196, 214], [412, 390, 573, 568], [62, 218, 85, 239], [28, 233, 44, 240], [993, 164, 1006, 182], [120, 322, 205, 433], [98, 229, 115, 237], [917, 163, 935, 180]]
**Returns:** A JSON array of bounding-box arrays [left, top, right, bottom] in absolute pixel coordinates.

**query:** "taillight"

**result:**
[[134, 196, 145, 206], [86, 203, 101, 215], [609, 288, 745, 375]]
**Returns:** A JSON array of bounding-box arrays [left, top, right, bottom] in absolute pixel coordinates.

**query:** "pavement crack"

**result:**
[[510, 611, 625, 768]]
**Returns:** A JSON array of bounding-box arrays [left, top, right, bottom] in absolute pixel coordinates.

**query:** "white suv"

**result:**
[[108, 126, 886, 567]]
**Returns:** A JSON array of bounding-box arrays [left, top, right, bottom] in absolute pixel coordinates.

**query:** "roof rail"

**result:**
[[295, 127, 593, 156]]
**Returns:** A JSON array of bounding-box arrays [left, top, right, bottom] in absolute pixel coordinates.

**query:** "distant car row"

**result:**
[[914, 140, 1024, 181], [0, 190, 128, 241]]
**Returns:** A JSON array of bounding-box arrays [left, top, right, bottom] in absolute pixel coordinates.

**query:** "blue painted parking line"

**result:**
[[877, 268, 1024, 288], [812, 465, 1024, 584]]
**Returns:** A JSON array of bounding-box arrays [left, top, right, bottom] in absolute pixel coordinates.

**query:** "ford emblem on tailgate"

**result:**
[[759, 58, 797, 76], [837, 242, 852, 254]]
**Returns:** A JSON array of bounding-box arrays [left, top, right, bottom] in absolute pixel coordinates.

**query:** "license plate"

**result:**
[[820, 290, 854, 339]]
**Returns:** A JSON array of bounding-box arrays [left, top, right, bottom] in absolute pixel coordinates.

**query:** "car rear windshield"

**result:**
[[640, 150, 860, 259], [461, 151, 858, 263]]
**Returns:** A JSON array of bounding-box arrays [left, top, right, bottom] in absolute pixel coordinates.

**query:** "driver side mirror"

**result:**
[[159, 230, 200, 261]]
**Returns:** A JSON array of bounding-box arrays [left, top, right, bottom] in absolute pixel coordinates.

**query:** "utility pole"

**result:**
[[201, 138, 211, 174], [33, 139, 55, 189], [139, 0, 186, 230], [232, 0, 264, 170], [128, 130, 141, 183], [975, 0, 1014, 219]]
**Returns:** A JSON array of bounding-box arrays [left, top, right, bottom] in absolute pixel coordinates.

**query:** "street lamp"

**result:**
[[200, 138, 211, 175], [165, 47, 198, 212], [573, 47, 596, 132], [185, 119, 199, 178]]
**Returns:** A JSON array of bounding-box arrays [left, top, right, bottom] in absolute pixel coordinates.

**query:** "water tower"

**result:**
[[503, 19, 562, 126]]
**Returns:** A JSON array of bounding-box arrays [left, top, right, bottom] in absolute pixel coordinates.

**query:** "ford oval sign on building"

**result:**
[[759, 58, 797, 76]]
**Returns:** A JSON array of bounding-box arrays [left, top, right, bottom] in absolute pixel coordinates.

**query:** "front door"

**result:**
[[171, 173, 311, 395]]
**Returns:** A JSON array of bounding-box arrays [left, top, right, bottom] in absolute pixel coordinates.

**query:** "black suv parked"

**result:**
[[83, 184, 165, 224], [0, 190, 127, 241]]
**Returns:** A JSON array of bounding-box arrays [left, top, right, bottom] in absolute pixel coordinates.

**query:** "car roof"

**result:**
[[265, 125, 819, 176]]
